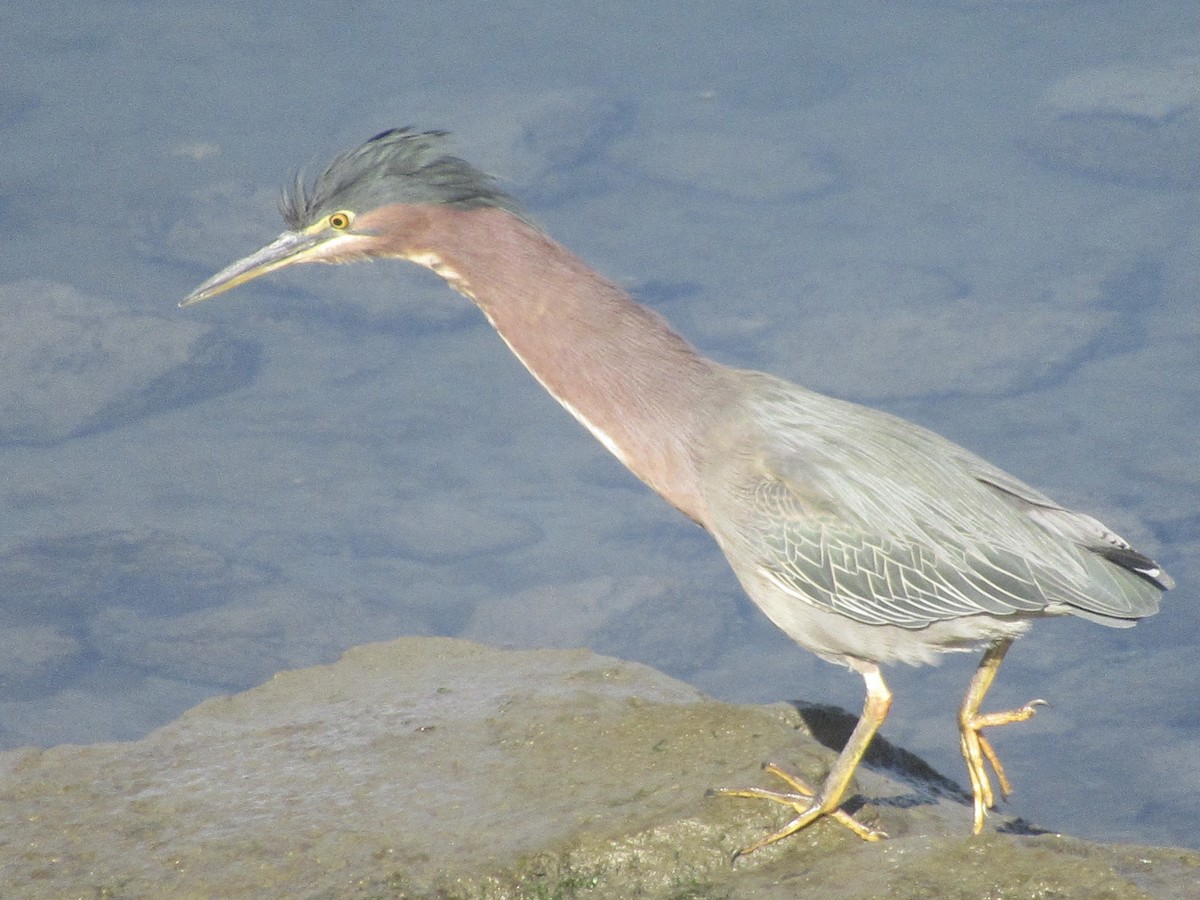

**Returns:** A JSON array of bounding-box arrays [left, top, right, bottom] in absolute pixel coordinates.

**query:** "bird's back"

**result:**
[[696, 370, 1168, 663]]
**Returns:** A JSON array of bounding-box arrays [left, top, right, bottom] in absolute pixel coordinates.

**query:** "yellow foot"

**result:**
[[960, 698, 1046, 833], [716, 762, 887, 857]]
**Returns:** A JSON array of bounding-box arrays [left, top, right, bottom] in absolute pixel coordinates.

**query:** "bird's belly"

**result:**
[[738, 567, 1034, 668]]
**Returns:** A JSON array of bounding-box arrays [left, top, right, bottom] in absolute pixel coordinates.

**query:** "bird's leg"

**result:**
[[717, 665, 891, 856], [958, 638, 1046, 834]]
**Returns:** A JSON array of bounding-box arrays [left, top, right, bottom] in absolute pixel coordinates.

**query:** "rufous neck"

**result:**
[[407, 206, 724, 523]]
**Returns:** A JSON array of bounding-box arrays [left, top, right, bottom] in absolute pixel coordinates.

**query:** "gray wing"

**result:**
[[702, 376, 1169, 631], [954, 450, 1174, 590]]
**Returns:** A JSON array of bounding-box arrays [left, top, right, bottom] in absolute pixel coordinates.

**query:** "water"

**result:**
[[2, 0, 1196, 849]]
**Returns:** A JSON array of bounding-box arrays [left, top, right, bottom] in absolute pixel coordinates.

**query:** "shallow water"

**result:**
[[1, 0, 1196, 849]]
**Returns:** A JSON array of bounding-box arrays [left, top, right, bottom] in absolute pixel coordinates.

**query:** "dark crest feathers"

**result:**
[[280, 127, 526, 229]]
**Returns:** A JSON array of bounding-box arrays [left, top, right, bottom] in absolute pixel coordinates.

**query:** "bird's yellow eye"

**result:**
[[328, 211, 352, 230]]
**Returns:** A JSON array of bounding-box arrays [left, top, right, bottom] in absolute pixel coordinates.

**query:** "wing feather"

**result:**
[[701, 375, 1169, 631]]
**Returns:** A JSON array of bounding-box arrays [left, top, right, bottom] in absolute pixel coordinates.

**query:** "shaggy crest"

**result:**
[[280, 128, 526, 229]]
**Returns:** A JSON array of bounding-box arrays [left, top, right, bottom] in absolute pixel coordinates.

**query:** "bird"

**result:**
[[182, 127, 1174, 854]]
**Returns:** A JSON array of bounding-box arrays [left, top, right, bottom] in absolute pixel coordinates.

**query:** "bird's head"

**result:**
[[181, 128, 525, 306]]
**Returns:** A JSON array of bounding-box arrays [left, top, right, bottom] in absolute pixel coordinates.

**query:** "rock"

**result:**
[[0, 637, 1195, 898], [463, 575, 736, 678], [0, 280, 259, 446], [0, 625, 81, 696], [1025, 57, 1200, 189]]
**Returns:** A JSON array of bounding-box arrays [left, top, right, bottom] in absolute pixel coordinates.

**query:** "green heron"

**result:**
[[183, 128, 1173, 854]]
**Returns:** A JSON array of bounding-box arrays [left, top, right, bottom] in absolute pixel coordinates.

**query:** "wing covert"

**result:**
[[699, 374, 1166, 630]]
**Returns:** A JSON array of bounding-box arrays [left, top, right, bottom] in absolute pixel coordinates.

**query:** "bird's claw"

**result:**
[[716, 762, 886, 858], [960, 696, 1047, 833]]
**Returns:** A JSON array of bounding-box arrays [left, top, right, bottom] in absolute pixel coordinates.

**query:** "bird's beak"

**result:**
[[180, 226, 362, 307]]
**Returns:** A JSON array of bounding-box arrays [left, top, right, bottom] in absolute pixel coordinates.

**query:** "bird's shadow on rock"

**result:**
[[791, 700, 1049, 835]]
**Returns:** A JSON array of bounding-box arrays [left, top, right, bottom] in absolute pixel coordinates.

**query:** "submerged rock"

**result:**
[[1025, 56, 1200, 189], [0, 280, 259, 446], [0, 637, 1195, 898]]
